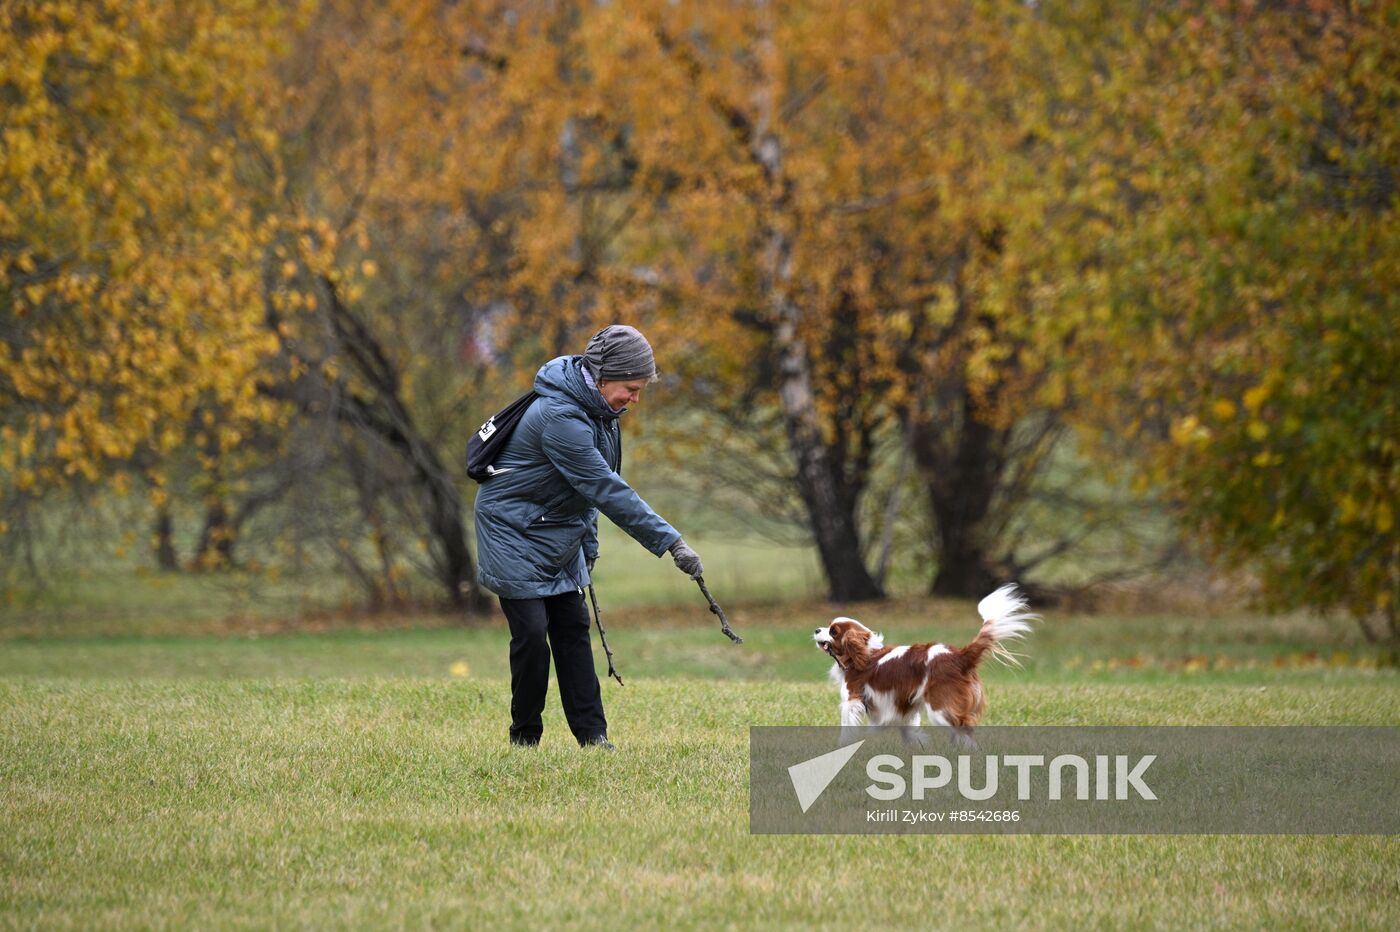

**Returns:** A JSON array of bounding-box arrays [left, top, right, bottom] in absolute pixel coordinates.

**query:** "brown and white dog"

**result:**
[[813, 584, 1036, 743]]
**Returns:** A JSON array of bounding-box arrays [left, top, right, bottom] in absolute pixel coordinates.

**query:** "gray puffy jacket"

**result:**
[[473, 355, 681, 599]]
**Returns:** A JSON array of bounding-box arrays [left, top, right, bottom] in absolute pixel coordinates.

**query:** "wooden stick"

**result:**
[[586, 584, 624, 685], [696, 576, 743, 644]]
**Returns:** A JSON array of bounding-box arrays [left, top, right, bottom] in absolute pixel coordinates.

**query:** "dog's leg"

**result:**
[[923, 704, 977, 749], [949, 727, 978, 750], [942, 709, 979, 750], [839, 689, 867, 745], [901, 710, 931, 748]]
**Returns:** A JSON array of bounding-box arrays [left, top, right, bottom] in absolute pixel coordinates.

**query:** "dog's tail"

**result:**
[[964, 584, 1037, 668]]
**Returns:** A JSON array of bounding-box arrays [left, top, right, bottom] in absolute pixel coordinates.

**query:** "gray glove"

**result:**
[[669, 538, 703, 578]]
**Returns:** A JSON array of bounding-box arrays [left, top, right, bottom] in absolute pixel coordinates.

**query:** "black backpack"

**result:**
[[465, 390, 539, 482]]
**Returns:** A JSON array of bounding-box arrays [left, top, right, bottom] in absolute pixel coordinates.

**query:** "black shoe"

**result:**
[[582, 735, 616, 751]]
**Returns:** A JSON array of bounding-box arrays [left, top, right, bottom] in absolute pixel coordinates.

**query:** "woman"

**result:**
[[473, 325, 704, 749]]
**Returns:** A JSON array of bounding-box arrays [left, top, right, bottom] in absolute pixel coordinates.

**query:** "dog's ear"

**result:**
[[831, 621, 873, 668]]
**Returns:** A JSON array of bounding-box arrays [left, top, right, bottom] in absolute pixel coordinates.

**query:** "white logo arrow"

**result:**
[[788, 740, 866, 813]]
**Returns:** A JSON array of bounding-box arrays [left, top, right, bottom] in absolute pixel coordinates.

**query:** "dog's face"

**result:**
[[813, 616, 877, 668]]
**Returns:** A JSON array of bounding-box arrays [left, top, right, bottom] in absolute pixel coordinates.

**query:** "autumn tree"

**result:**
[[0, 1, 291, 554], [249, 0, 664, 608], [453, 0, 1033, 599], [0, 0, 504, 608], [1034, 1, 1400, 643], [250, 0, 523, 610], [482, 0, 1144, 601]]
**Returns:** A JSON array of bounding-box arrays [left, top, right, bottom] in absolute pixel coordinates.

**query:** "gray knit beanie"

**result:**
[[583, 325, 658, 382]]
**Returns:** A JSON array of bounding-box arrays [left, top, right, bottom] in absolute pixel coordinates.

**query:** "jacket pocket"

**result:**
[[525, 490, 579, 527], [522, 513, 586, 570]]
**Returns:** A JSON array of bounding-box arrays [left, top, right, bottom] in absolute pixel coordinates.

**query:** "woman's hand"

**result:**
[[669, 538, 704, 578]]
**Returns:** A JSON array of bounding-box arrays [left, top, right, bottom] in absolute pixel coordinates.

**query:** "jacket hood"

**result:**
[[534, 355, 622, 420]]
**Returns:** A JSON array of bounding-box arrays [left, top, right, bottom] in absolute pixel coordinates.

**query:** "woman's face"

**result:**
[[597, 379, 647, 411]]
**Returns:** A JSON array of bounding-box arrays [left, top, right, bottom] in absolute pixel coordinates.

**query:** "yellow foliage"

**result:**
[[1033, 0, 1400, 633], [1, 0, 290, 503], [1170, 415, 1206, 447], [1243, 384, 1271, 413]]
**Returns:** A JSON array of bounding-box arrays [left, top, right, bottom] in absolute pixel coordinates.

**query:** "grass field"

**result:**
[[0, 526, 824, 640], [3, 587, 1399, 929]]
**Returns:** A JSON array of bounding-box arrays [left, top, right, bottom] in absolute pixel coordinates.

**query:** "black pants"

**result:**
[[500, 591, 607, 746]]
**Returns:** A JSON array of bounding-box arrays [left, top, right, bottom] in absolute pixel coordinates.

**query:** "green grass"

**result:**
[[3, 598, 1399, 929], [0, 525, 823, 640], [4, 594, 1390, 684]]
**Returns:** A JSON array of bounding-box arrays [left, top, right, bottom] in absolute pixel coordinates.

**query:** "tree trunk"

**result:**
[[793, 439, 887, 601], [193, 498, 235, 569], [910, 386, 1011, 598], [261, 270, 493, 614], [331, 346, 488, 613], [751, 8, 883, 603], [654, 15, 883, 602], [152, 506, 178, 571], [771, 312, 884, 601]]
